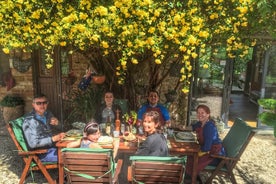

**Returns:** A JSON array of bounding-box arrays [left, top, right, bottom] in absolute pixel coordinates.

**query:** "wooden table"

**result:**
[[56, 136, 200, 184], [168, 137, 200, 184]]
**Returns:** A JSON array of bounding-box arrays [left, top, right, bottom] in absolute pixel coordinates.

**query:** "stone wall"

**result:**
[[0, 68, 33, 113], [0, 52, 90, 114]]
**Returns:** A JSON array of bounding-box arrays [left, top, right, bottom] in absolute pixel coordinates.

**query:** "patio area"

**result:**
[[0, 95, 275, 183]]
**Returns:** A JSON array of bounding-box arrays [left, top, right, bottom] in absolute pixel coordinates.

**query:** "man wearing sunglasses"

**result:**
[[22, 94, 66, 162]]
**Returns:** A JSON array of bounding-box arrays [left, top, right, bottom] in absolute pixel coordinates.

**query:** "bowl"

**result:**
[[92, 75, 106, 84]]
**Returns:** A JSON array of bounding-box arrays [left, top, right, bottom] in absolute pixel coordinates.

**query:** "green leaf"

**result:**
[[258, 99, 276, 111], [258, 112, 276, 126]]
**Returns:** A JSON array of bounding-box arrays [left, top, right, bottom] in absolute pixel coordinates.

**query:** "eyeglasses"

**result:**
[[34, 101, 48, 105]]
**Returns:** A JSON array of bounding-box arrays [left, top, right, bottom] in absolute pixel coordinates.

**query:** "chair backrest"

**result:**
[[7, 117, 28, 151], [61, 148, 115, 184], [223, 118, 256, 158], [129, 156, 187, 184]]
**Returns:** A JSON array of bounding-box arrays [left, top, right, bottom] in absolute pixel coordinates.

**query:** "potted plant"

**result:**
[[0, 95, 25, 123], [92, 75, 106, 84], [258, 98, 276, 137], [64, 84, 104, 125]]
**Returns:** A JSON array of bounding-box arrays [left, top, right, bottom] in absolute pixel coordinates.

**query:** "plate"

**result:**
[[62, 136, 81, 141], [98, 136, 113, 145], [123, 132, 136, 141], [176, 132, 195, 140], [72, 122, 86, 130]]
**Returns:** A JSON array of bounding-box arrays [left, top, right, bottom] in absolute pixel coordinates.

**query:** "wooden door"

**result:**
[[33, 47, 70, 126]]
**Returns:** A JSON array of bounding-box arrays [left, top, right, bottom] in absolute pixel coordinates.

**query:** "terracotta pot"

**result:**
[[92, 75, 106, 84]]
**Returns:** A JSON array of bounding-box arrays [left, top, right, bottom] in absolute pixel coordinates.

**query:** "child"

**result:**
[[67, 119, 119, 158], [135, 111, 169, 156]]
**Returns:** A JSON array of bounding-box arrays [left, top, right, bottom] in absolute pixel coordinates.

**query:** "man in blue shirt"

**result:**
[[137, 90, 171, 128], [23, 94, 65, 162]]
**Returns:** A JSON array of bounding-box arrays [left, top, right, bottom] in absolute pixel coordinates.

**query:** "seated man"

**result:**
[[137, 90, 171, 128], [22, 94, 65, 162]]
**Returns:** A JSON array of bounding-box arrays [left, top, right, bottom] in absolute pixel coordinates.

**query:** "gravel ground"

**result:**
[[0, 96, 275, 184]]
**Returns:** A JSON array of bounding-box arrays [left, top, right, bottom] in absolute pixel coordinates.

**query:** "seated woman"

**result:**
[[67, 119, 119, 158], [95, 91, 122, 133], [185, 104, 225, 181], [135, 111, 168, 156]]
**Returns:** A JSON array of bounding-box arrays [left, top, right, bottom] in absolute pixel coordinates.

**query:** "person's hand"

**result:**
[[136, 120, 142, 127], [177, 125, 192, 131], [198, 151, 209, 157], [52, 132, 66, 142], [165, 120, 172, 128], [50, 117, 59, 126]]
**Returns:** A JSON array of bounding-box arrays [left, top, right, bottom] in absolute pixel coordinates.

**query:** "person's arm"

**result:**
[[47, 111, 63, 131], [66, 139, 82, 148], [135, 137, 151, 156], [201, 123, 216, 152], [159, 105, 171, 127], [23, 118, 54, 149], [89, 142, 102, 149], [137, 105, 146, 126]]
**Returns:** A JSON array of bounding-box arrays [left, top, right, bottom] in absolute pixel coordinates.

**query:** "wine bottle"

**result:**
[[115, 109, 121, 132]]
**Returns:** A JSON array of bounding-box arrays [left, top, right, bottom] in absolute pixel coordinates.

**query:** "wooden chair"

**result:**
[[203, 118, 256, 184], [61, 148, 123, 184], [6, 117, 58, 184], [127, 156, 187, 184]]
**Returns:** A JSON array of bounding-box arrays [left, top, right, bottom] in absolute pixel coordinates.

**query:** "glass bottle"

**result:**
[[115, 109, 121, 132], [106, 116, 111, 136]]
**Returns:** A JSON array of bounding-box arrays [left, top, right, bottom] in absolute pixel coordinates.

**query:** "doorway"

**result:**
[[32, 47, 71, 127]]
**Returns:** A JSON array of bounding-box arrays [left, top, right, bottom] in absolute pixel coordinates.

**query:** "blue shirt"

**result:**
[[137, 103, 170, 126], [192, 120, 223, 152]]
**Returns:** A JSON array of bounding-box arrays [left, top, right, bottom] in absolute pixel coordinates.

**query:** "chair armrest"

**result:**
[[112, 159, 123, 184], [210, 154, 239, 161], [127, 166, 132, 182], [17, 149, 48, 156]]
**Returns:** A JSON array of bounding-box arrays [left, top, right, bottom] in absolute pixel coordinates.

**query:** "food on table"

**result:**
[[98, 136, 113, 145], [175, 132, 195, 140], [123, 132, 136, 141]]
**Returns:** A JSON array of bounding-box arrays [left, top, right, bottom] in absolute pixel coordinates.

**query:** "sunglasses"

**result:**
[[34, 101, 48, 105]]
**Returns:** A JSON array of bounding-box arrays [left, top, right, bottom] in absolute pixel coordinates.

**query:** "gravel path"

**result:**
[[1, 96, 276, 184]]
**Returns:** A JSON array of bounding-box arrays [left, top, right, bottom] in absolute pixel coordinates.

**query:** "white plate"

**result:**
[[176, 132, 195, 140], [98, 136, 113, 145]]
